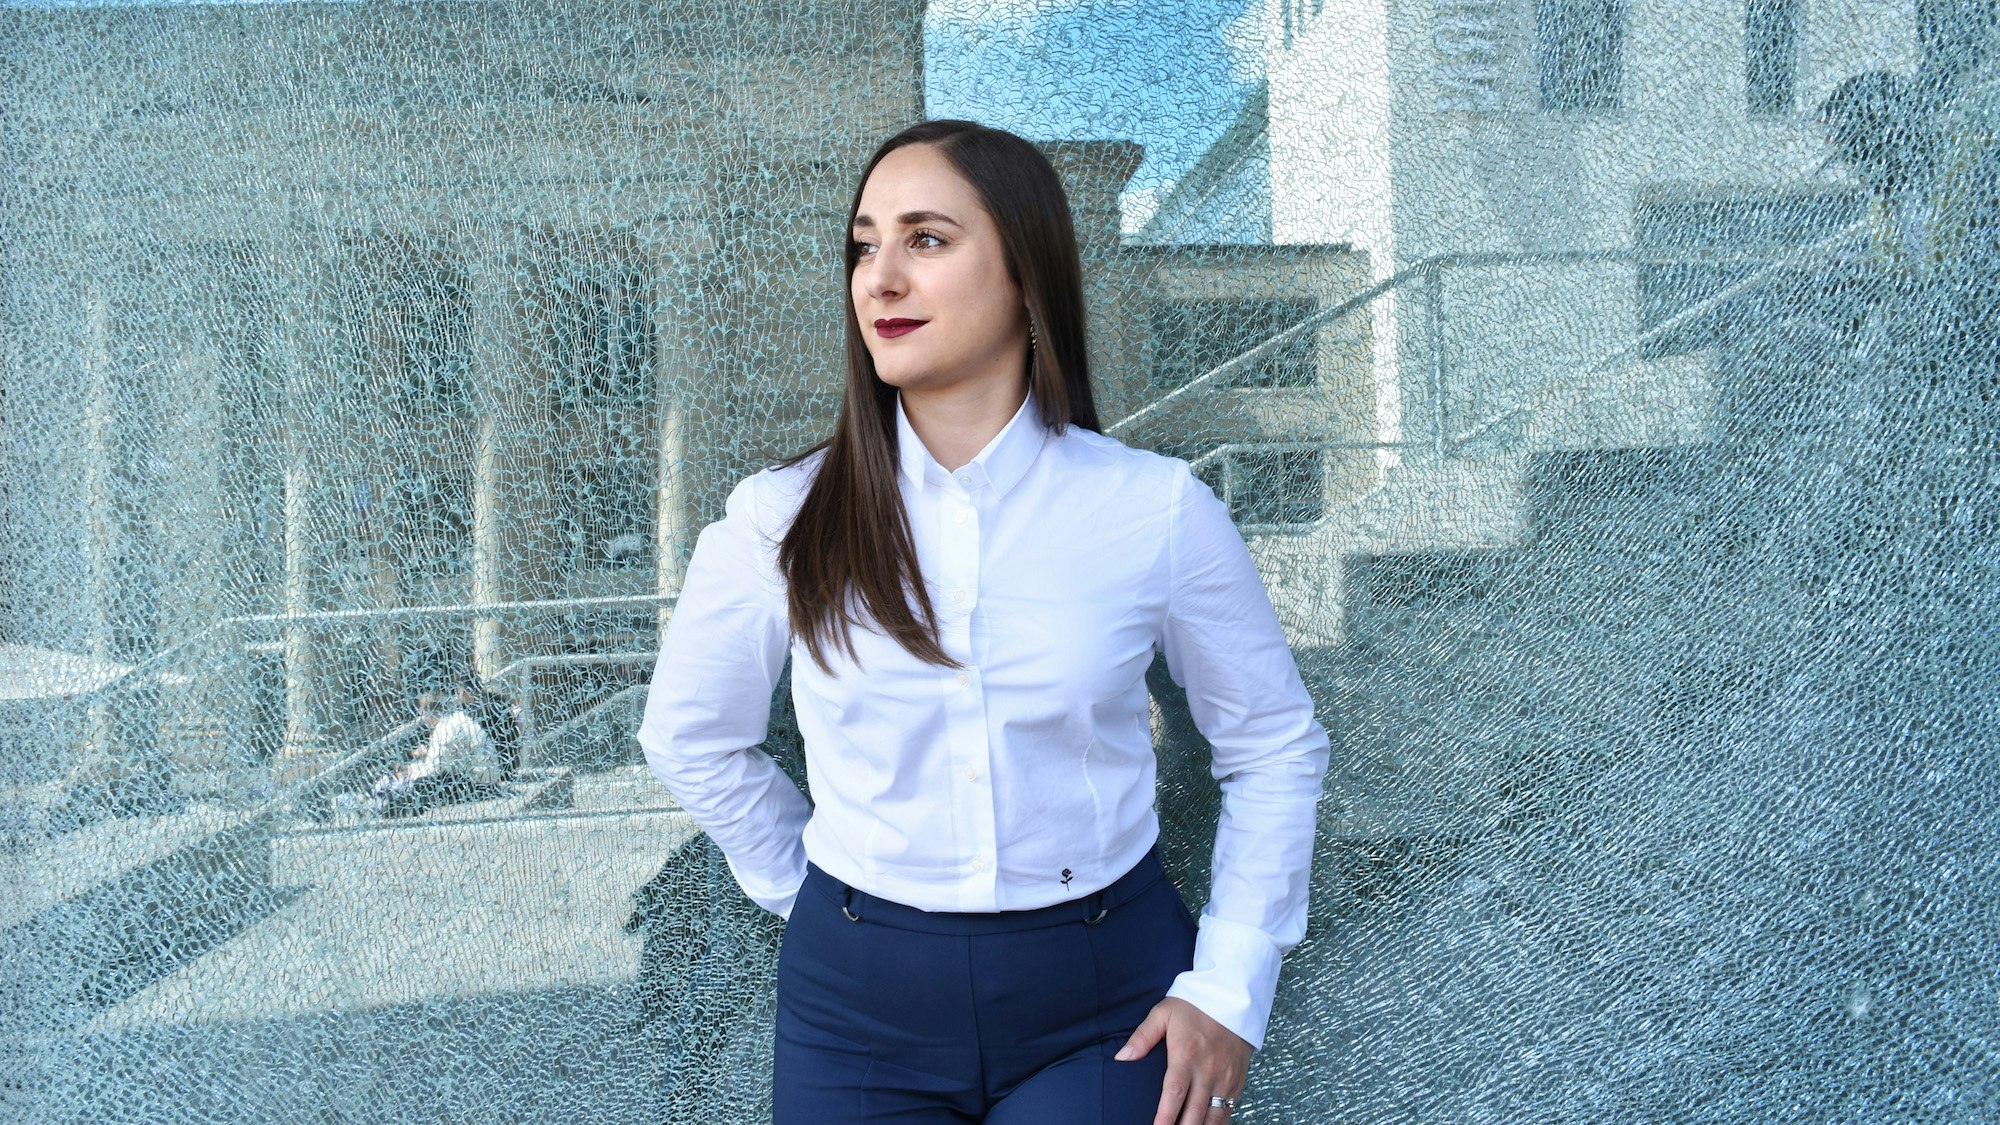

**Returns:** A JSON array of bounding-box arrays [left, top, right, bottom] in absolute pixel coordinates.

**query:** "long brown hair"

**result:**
[[774, 119, 1101, 676]]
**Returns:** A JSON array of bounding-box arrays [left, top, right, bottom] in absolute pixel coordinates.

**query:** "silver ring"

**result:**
[[1209, 1094, 1239, 1109]]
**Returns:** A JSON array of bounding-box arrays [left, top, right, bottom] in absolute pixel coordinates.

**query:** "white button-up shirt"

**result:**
[[637, 386, 1330, 1049]]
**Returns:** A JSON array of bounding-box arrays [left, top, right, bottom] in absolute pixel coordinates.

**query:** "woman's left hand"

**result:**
[[1114, 996, 1251, 1124]]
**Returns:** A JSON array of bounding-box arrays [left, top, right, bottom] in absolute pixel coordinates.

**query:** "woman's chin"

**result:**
[[873, 367, 931, 392]]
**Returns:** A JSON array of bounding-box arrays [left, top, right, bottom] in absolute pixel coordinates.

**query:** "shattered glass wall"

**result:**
[[2, 0, 1996, 1120]]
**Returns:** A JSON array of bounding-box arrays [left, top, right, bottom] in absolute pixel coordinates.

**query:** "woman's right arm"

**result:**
[[636, 470, 811, 920]]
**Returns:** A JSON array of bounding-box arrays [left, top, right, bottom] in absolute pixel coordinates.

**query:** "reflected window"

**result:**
[[1537, 0, 1625, 112], [1232, 448, 1324, 526], [1149, 298, 1318, 392], [550, 266, 655, 408], [388, 271, 471, 416], [388, 462, 473, 583], [364, 251, 474, 583], [1745, 0, 1801, 116], [1282, 0, 1327, 47], [540, 255, 658, 576]]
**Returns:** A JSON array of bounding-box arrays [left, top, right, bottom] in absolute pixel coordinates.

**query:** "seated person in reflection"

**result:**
[[370, 690, 504, 815], [458, 675, 523, 780]]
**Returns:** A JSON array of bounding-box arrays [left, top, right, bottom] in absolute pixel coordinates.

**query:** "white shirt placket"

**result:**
[[935, 467, 996, 910]]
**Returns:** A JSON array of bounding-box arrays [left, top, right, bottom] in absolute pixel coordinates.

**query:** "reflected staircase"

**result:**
[[1115, 229, 1870, 898]]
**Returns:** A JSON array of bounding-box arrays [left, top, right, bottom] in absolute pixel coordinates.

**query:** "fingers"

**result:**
[[1198, 1089, 1239, 1125], [1154, 1038, 1246, 1125], [1130, 998, 1250, 1125], [1174, 1060, 1247, 1125], [1175, 1079, 1239, 1125], [1116, 1005, 1169, 1062], [1154, 1067, 1189, 1125], [1180, 1080, 1242, 1125]]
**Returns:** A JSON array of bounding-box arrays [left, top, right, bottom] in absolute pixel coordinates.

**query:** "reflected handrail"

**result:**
[[58, 593, 678, 709], [1151, 220, 1876, 530], [525, 681, 651, 767], [1103, 231, 1876, 454]]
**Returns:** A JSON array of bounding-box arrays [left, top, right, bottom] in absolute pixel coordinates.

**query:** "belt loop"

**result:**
[[1084, 885, 1108, 926], [841, 883, 861, 923]]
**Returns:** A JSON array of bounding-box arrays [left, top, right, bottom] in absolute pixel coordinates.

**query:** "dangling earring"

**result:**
[[1027, 321, 1037, 352]]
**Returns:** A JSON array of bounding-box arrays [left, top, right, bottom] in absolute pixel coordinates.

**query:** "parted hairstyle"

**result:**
[[773, 119, 1102, 676]]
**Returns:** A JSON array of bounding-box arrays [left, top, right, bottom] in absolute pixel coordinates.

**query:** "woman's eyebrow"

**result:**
[[851, 209, 964, 231]]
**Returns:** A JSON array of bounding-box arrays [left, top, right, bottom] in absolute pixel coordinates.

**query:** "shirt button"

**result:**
[[950, 588, 968, 605], [963, 765, 978, 781], [958, 472, 973, 486], [954, 670, 969, 688], [971, 855, 987, 872], [953, 509, 969, 525]]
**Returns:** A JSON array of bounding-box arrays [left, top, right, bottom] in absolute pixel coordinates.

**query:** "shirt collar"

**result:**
[[895, 385, 1050, 500]]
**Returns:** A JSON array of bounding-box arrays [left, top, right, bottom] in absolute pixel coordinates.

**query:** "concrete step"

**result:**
[[1, 799, 261, 934], [88, 809, 708, 1038], [1, 797, 280, 1038], [568, 763, 679, 814], [1334, 450, 1531, 556], [1338, 549, 1522, 657], [1245, 450, 1531, 649], [269, 766, 681, 887], [1524, 444, 1722, 549]]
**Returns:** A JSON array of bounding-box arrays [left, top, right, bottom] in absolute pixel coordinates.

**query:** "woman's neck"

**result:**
[[899, 380, 1029, 473]]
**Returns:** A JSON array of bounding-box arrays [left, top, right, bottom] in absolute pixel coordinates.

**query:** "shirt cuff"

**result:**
[[1164, 912, 1285, 1051], [723, 846, 806, 922]]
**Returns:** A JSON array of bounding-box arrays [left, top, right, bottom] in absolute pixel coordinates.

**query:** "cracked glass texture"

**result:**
[[2, 1, 1997, 1121]]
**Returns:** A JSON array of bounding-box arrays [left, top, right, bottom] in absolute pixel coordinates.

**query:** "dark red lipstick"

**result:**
[[875, 318, 927, 338]]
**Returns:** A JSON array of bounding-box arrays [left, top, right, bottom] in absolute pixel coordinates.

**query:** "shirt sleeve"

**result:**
[[636, 470, 811, 920], [1157, 461, 1332, 1051]]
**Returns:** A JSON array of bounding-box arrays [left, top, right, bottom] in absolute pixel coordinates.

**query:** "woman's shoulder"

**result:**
[[1052, 428, 1237, 543], [764, 445, 828, 496], [725, 446, 827, 534], [1053, 424, 1199, 494]]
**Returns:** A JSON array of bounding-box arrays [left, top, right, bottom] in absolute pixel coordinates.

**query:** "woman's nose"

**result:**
[[866, 245, 909, 299]]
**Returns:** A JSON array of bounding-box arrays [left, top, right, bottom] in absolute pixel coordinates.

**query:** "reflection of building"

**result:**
[[7, 7, 1985, 1116], [0, 7, 1384, 1075], [7, 0, 1916, 779], [1130, 0, 1917, 644], [0, 2, 931, 782], [1271, 0, 1913, 449]]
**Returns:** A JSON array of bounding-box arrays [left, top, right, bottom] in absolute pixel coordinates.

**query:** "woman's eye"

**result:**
[[849, 231, 943, 257]]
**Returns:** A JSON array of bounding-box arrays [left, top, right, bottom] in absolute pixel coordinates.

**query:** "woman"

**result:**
[[638, 119, 1329, 1124]]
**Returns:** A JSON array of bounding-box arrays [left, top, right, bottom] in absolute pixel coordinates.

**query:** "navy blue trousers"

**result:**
[[774, 846, 1198, 1124]]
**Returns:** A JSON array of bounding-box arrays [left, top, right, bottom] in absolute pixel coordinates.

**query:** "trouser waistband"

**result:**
[[802, 845, 1168, 935]]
